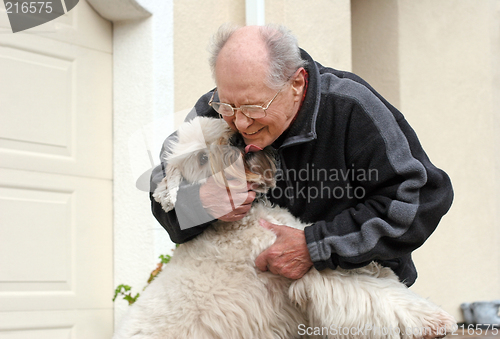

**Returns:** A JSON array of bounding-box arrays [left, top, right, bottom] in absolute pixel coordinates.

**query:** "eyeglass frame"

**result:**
[[208, 86, 283, 119]]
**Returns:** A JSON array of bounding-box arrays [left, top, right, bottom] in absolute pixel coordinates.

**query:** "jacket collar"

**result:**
[[273, 48, 320, 150]]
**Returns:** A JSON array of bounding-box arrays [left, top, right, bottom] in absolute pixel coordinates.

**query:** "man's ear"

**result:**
[[291, 67, 306, 99], [153, 164, 182, 213]]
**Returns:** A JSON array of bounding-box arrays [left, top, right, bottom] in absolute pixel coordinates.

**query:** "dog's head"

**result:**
[[153, 117, 276, 212]]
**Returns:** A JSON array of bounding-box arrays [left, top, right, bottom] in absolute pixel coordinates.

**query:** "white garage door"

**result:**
[[0, 1, 113, 337]]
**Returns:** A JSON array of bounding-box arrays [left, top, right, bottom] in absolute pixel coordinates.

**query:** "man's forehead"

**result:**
[[214, 27, 273, 98], [216, 44, 268, 71], [215, 53, 269, 94], [216, 28, 268, 71]]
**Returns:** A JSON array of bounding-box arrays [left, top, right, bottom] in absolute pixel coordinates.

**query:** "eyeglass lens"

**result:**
[[213, 103, 266, 119]]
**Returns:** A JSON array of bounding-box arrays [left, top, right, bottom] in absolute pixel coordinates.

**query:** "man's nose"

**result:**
[[233, 110, 253, 131]]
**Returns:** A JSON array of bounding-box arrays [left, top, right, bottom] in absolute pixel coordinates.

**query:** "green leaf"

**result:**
[[113, 251, 176, 305], [112, 284, 132, 302], [159, 254, 172, 264], [124, 293, 140, 305]]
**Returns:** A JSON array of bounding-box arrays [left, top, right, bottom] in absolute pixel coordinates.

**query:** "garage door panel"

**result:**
[[0, 34, 112, 180], [0, 327, 73, 339], [0, 45, 73, 156], [0, 0, 111, 53], [0, 309, 113, 339], [0, 1, 113, 336], [0, 187, 72, 285], [0, 168, 112, 312]]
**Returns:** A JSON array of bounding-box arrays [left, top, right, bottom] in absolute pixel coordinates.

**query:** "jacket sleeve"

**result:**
[[150, 166, 214, 243], [304, 82, 453, 275], [149, 91, 219, 244]]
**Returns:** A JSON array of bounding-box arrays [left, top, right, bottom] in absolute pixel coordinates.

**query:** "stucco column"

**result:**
[[87, 0, 175, 327]]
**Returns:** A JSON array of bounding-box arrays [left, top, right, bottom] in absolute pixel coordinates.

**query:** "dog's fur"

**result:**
[[114, 117, 456, 339]]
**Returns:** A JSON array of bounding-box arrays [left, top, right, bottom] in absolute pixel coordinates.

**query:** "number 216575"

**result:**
[[450, 324, 499, 336], [5, 2, 53, 14]]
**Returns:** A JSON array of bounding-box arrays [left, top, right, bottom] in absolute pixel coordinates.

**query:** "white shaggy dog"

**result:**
[[113, 117, 456, 339]]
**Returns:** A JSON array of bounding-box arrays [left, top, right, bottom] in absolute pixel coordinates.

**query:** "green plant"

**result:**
[[113, 247, 177, 306], [112, 284, 140, 305]]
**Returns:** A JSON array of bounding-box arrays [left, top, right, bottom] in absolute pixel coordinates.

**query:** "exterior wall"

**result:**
[[266, 0, 352, 71], [173, 0, 246, 124], [111, 0, 175, 328], [351, 0, 400, 108], [352, 0, 500, 321]]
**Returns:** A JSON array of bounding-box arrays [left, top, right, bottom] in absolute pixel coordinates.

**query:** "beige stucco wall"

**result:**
[[266, 0, 352, 71], [173, 0, 245, 125], [352, 0, 400, 108], [173, 0, 500, 322], [353, 0, 500, 321]]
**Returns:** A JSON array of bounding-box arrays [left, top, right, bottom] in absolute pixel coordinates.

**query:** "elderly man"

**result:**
[[150, 24, 453, 286]]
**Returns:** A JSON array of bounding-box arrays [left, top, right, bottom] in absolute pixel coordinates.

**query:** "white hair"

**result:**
[[208, 23, 307, 89]]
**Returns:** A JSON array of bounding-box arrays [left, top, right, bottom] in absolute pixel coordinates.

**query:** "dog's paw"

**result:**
[[153, 177, 177, 212], [416, 311, 457, 339]]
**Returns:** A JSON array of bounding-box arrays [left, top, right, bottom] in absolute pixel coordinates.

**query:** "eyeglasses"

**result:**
[[208, 87, 282, 119]]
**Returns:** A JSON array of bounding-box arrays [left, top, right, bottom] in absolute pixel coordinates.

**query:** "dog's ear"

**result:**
[[244, 148, 277, 192], [152, 164, 183, 213]]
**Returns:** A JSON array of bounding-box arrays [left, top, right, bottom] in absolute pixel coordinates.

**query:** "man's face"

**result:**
[[215, 61, 304, 149]]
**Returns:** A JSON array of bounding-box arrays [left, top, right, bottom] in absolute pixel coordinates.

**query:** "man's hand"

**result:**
[[200, 176, 256, 222], [255, 220, 313, 279]]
